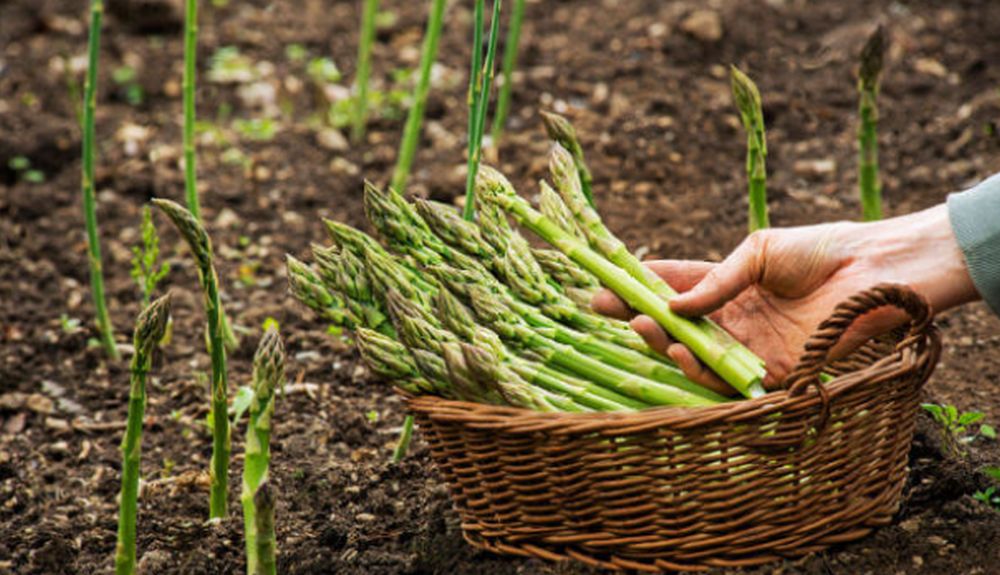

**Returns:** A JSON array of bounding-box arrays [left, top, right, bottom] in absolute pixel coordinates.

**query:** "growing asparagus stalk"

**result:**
[[489, 0, 526, 146], [463, 0, 503, 220], [82, 0, 119, 361], [252, 481, 277, 575], [479, 165, 767, 397], [858, 25, 885, 221], [540, 111, 594, 207], [730, 65, 769, 231], [391, 0, 447, 191], [352, 0, 379, 143], [183, 0, 201, 221], [242, 328, 284, 575], [151, 198, 231, 518], [114, 294, 172, 575]]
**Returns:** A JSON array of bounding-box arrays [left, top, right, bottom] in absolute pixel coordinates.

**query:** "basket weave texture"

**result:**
[[406, 284, 942, 572]]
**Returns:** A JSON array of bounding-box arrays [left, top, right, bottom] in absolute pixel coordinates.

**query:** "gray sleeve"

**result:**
[[947, 172, 1000, 315]]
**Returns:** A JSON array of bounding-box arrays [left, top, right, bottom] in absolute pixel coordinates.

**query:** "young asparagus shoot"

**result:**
[[114, 294, 172, 575], [151, 198, 231, 519], [82, 0, 119, 360], [858, 25, 886, 221], [391, 0, 447, 191], [130, 205, 170, 307], [463, 0, 503, 220], [730, 65, 769, 231], [540, 111, 594, 207], [489, 0, 526, 146], [392, 416, 415, 463], [477, 165, 767, 397], [243, 328, 284, 575], [183, 0, 201, 220], [252, 480, 277, 575], [352, 0, 379, 143]]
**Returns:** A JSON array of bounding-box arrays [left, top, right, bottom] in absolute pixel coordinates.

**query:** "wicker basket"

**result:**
[[406, 284, 942, 572]]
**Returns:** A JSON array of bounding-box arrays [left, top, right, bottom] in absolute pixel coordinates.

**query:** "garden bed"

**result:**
[[1, 0, 999, 572]]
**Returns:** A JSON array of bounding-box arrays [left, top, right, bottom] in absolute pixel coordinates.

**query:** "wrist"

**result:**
[[852, 204, 978, 313]]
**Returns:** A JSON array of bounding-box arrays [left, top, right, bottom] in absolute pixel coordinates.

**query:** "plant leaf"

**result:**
[[230, 385, 255, 426], [981, 424, 997, 440], [958, 411, 985, 425]]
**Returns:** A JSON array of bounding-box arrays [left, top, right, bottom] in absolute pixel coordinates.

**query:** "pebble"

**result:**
[[680, 10, 723, 43], [316, 128, 349, 152], [793, 158, 837, 178], [355, 512, 376, 523], [329, 157, 360, 176], [45, 417, 70, 432], [26, 394, 55, 415]]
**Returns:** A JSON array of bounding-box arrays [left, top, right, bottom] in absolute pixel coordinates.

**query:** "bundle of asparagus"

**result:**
[[286, 115, 769, 415]]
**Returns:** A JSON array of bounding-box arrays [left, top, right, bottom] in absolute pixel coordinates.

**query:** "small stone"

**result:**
[[899, 517, 921, 533], [680, 10, 723, 43], [912, 556, 924, 567], [25, 394, 54, 415], [215, 208, 241, 228], [647, 22, 669, 39], [355, 513, 376, 523], [914, 58, 947, 78], [926, 535, 948, 547], [793, 158, 837, 178], [316, 128, 349, 152], [254, 165, 272, 182], [329, 157, 360, 176], [45, 417, 70, 432]]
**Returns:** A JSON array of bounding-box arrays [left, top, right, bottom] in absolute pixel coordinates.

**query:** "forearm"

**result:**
[[850, 203, 979, 313], [947, 173, 1000, 315]]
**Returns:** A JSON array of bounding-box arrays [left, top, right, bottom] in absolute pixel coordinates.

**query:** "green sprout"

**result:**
[[922, 403, 996, 457], [130, 205, 171, 307], [233, 118, 279, 142], [112, 66, 144, 106], [307, 57, 342, 85]]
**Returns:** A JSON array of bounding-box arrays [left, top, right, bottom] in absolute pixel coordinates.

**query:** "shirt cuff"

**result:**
[[948, 172, 1000, 316]]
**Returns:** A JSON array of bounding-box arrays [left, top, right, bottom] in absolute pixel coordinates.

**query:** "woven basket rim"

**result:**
[[405, 344, 926, 436]]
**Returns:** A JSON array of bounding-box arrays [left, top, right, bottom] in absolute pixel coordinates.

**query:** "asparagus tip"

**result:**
[[859, 24, 886, 89]]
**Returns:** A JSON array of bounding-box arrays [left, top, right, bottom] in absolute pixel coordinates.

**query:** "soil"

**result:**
[[2, 0, 999, 573]]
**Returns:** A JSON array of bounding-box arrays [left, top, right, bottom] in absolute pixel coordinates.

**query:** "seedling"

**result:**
[[152, 199, 233, 519], [858, 25, 885, 221], [242, 328, 284, 575], [8, 156, 45, 184], [490, 0, 526, 146], [730, 65, 769, 231], [973, 486, 1000, 510], [390, 0, 447, 192], [463, 0, 504, 220], [921, 403, 996, 457], [112, 66, 144, 106], [306, 57, 342, 85], [233, 118, 279, 142], [81, 0, 119, 360], [352, 0, 379, 143], [114, 294, 172, 575], [130, 205, 170, 307]]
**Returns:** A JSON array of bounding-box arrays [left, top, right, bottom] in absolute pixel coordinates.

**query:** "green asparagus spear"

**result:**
[[858, 25, 885, 221], [252, 480, 277, 575], [730, 65, 769, 231], [114, 294, 172, 575], [540, 110, 594, 207]]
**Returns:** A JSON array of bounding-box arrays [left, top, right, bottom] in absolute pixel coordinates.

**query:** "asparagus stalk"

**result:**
[[730, 65, 769, 231], [391, 0, 448, 191], [531, 248, 599, 291], [151, 198, 231, 518], [311, 245, 394, 335], [323, 218, 436, 294], [489, 0, 526, 146], [392, 416, 415, 463], [114, 294, 172, 575], [479, 166, 767, 397], [539, 179, 587, 240], [540, 111, 594, 207], [547, 146, 767, 384], [858, 25, 885, 221], [285, 255, 355, 327], [355, 327, 446, 396], [433, 288, 649, 410], [82, 0, 119, 361], [242, 328, 284, 575], [352, 0, 379, 143], [462, 0, 503, 220], [252, 481, 277, 575], [183, 0, 201, 221]]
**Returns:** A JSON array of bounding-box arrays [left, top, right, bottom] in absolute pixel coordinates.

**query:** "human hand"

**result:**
[[592, 205, 977, 394]]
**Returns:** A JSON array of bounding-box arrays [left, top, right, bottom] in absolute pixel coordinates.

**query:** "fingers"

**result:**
[[590, 260, 715, 320], [630, 315, 737, 397], [670, 231, 769, 317]]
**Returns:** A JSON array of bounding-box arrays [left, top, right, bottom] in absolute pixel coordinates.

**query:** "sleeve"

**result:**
[[947, 172, 1000, 316]]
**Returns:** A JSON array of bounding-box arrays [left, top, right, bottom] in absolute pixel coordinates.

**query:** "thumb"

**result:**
[[670, 231, 768, 316]]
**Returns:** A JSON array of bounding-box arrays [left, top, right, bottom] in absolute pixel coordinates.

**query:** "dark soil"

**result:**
[[2, 0, 999, 573]]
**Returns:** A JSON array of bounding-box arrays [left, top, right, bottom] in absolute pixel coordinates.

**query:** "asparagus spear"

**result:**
[[540, 110, 594, 207], [252, 480, 277, 575], [479, 165, 767, 397], [730, 66, 769, 231], [858, 25, 885, 221], [427, 262, 724, 402], [151, 198, 233, 517], [114, 294, 172, 575], [285, 255, 355, 327], [433, 287, 649, 410], [355, 327, 445, 396], [538, 179, 587, 240], [242, 328, 284, 575], [323, 218, 436, 294], [311, 245, 394, 336], [82, 0, 119, 361], [463, 0, 503, 220], [351, 0, 378, 143]]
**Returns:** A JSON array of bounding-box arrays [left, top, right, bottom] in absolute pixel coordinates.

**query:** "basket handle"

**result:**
[[755, 283, 936, 450], [783, 282, 934, 393]]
